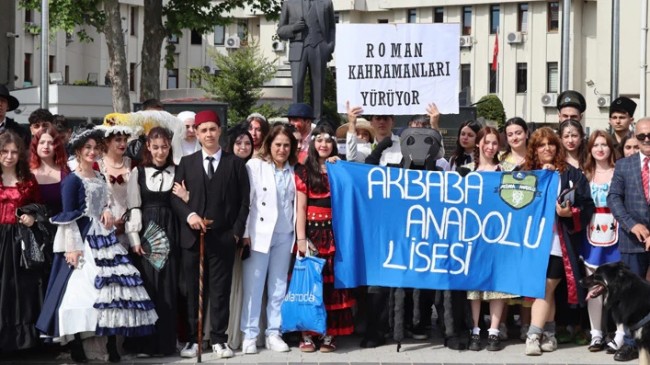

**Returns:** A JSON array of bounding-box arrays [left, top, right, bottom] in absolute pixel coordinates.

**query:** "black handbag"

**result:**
[[16, 225, 45, 269], [16, 204, 50, 270]]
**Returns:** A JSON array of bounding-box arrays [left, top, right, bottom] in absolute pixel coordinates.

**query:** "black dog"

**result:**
[[580, 261, 650, 365]]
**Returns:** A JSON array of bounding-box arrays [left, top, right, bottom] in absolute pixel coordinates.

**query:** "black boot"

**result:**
[[69, 335, 87, 363], [106, 336, 120, 363]]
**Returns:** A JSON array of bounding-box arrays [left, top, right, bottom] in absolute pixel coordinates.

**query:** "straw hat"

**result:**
[[336, 118, 375, 141]]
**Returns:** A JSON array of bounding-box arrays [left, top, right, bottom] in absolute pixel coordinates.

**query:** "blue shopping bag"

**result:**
[[281, 252, 327, 334]]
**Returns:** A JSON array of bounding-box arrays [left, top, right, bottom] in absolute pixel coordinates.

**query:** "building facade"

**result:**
[[5, 0, 649, 130]]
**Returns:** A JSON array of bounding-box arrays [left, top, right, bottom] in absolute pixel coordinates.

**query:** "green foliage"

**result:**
[[20, 0, 105, 42], [476, 94, 506, 130], [191, 44, 277, 126], [303, 68, 341, 125]]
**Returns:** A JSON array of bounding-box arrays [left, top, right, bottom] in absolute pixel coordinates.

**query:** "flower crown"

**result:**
[[310, 133, 332, 141]]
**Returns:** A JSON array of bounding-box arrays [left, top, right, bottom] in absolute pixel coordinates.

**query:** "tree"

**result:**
[[20, 0, 282, 110], [476, 94, 506, 130], [21, 0, 131, 112], [143, 0, 282, 102], [190, 44, 277, 125]]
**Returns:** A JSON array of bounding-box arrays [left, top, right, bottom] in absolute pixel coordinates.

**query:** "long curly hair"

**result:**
[[304, 124, 338, 194], [558, 119, 586, 169], [473, 126, 501, 169], [583, 130, 616, 181], [0, 131, 32, 183], [522, 127, 567, 172], [449, 120, 481, 168], [29, 125, 70, 173]]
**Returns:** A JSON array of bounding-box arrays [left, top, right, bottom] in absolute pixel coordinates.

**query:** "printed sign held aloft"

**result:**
[[335, 24, 460, 115]]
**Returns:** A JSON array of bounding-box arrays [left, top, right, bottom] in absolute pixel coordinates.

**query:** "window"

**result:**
[[516, 63, 527, 93], [547, 62, 559, 93], [461, 64, 471, 92], [49, 55, 55, 73], [518, 3, 529, 32], [65, 65, 69, 84], [237, 21, 247, 42], [378, 19, 389, 24], [334, 11, 340, 23], [407, 8, 417, 23], [168, 34, 179, 44], [24, 53, 32, 84], [213, 25, 225, 45], [190, 30, 202, 45], [167, 69, 178, 89], [433, 7, 444, 23], [130, 7, 137, 36], [462, 6, 472, 35], [129, 63, 136, 92], [25, 9, 33, 22], [190, 68, 201, 89], [490, 5, 500, 34], [489, 64, 497, 93], [548, 1, 559, 32]]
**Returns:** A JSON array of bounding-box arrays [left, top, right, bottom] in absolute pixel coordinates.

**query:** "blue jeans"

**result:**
[[240, 232, 294, 340]]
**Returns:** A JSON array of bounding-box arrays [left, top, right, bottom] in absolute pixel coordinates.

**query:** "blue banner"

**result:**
[[328, 161, 559, 299]]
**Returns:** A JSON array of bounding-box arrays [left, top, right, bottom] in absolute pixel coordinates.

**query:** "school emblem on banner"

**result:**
[[498, 171, 538, 209]]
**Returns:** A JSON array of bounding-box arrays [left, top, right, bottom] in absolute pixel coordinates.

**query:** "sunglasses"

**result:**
[[636, 133, 650, 141]]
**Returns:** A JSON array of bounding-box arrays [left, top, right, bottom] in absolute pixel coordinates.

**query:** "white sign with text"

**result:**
[[335, 24, 460, 115]]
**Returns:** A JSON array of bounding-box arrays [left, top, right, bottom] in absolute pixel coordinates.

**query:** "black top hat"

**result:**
[[609, 96, 637, 117], [284, 103, 314, 119], [0, 85, 20, 112], [557, 90, 586, 113]]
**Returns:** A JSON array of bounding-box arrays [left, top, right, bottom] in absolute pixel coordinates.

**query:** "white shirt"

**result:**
[[345, 132, 372, 162], [202, 149, 222, 175]]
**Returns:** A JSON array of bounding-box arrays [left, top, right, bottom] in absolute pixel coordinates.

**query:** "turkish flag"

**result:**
[[491, 34, 499, 71]]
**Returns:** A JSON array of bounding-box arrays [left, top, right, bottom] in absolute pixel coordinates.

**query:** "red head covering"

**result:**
[[194, 110, 220, 127]]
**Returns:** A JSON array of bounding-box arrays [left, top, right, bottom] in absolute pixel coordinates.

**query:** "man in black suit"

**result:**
[[171, 110, 250, 359], [0, 84, 29, 143]]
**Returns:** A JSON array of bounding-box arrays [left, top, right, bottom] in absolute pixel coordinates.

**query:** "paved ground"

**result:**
[[0, 334, 623, 364]]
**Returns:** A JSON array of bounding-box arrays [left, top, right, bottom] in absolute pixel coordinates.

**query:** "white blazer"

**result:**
[[243, 158, 297, 254]]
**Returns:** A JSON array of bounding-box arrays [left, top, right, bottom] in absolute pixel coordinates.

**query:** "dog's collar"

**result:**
[[630, 312, 650, 331]]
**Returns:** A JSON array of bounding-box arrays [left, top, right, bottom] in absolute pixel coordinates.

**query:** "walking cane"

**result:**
[[197, 218, 213, 363]]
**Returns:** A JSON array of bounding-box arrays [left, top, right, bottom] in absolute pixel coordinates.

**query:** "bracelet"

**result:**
[[297, 238, 307, 242]]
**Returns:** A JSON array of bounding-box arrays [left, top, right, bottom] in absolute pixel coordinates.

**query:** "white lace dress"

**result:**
[[49, 172, 158, 343], [98, 158, 131, 247]]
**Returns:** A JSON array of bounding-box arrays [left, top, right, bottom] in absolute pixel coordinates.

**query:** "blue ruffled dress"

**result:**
[[36, 172, 157, 343]]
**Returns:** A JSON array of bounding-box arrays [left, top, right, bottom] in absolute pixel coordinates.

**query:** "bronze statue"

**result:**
[[277, 0, 336, 123]]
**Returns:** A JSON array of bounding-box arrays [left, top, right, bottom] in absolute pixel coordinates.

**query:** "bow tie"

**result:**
[[109, 175, 125, 185], [151, 169, 171, 178]]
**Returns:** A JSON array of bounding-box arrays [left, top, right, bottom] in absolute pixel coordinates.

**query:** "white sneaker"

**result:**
[[266, 334, 290, 352], [242, 338, 258, 354], [525, 334, 542, 356], [540, 332, 558, 352], [213, 343, 234, 358], [180, 342, 198, 358]]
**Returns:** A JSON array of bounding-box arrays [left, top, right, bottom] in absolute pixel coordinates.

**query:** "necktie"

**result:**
[[206, 156, 215, 179], [641, 157, 650, 202]]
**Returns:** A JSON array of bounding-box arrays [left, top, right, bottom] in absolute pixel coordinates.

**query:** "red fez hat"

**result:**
[[194, 110, 220, 127]]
